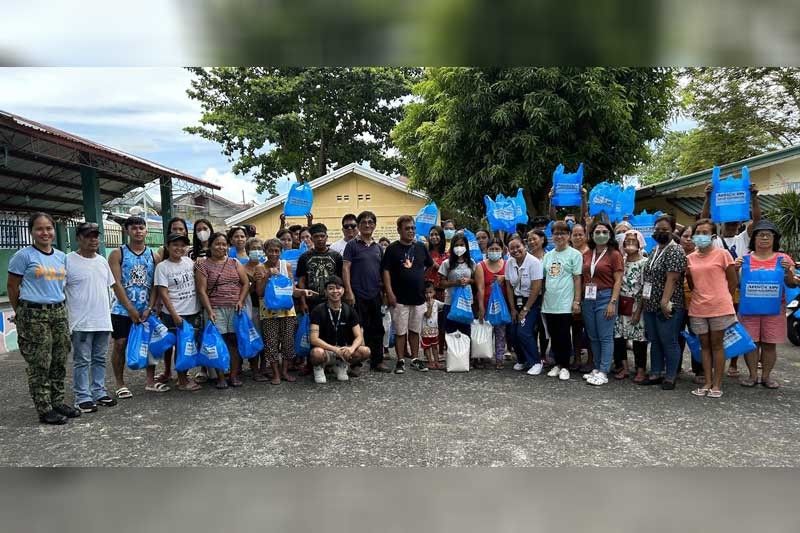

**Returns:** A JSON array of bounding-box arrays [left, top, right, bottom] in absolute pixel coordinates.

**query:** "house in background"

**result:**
[[172, 190, 254, 229], [226, 163, 429, 241], [636, 145, 800, 227]]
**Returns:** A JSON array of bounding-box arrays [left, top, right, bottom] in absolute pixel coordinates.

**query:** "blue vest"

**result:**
[[111, 245, 155, 315]]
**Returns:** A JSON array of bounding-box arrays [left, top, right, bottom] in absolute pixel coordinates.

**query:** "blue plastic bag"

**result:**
[[711, 166, 751, 223], [513, 188, 529, 226], [484, 194, 517, 233], [265, 273, 295, 310], [722, 321, 757, 358], [280, 249, 302, 278], [174, 319, 199, 372], [147, 315, 175, 358], [415, 202, 439, 242], [294, 313, 311, 359], [462, 229, 484, 263], [613, 186, 636, 223], [681, 330, 702, 363], [284, 182, 314, 216], [198, 321, 231, 371], [629, 210, 663, 253], [125, 322, 150, 370], [552, 163, 584, 207], [739, 255, 784, 316], [447, 286, 474, 324], [486, 281, 512, 326], [589, 182, 618, 218], [234, 310, 264, 359]]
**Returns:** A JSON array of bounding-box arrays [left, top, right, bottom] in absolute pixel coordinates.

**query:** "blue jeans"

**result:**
[[582, 288, 616, 374], [71, 330, 111, 404], [508, 304, 540, 367], [644, 309, 685, 380]]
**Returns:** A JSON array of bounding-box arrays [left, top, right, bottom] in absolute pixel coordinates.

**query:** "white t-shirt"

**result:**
[[154, 257, 200, 316], [504, 253, 544, 297], [712, 228, 750, 259], [64, 252, 115, 333], [421, 299, 442, 337], [330, 238, 352, 255]]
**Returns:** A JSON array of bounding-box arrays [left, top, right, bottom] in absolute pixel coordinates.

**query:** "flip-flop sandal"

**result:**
[[115, 386, 133, 399], [739, 378, 758, 387], [707, 389, 723, 398], [253, 374, 270, 382], [691, 387, 710, 397], [215, 380, 228, 390], [762, 380, 780, 389], [727, 368, 740, 378], [193, 371, 208, 383], [145, 383, 170, 393], [178, 381, 202, 392], [228, 378, 244, 388], [154, 372, 171, 384], [271, 377, 282, 385], [282, 374, 297, 383]]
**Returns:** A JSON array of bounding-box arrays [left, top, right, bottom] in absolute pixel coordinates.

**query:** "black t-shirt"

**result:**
[[310, 302, 360, 347], [380, 241, 433, 305], [296, 248, 343, 308]]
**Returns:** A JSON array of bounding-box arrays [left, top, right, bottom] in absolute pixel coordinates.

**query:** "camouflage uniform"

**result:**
[[16, 303, 71, 415]]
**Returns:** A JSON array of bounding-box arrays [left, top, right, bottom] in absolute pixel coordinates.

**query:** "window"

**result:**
[[358, 193, 371, 201], [336, 195, 342, 201]]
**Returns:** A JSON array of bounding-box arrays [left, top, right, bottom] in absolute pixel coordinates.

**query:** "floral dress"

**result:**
[[614, 257, 647, 341]]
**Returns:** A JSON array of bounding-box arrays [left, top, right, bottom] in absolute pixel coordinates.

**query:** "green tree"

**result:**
[[392, 67, 675, 218], [185, 67, 420, 194]]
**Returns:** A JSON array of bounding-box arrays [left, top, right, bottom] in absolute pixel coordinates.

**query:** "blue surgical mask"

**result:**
[[444, 229, 456, 240], [692, 235, 712, 249], [487, 251, 502, 261], [249, 250, 264, 261]]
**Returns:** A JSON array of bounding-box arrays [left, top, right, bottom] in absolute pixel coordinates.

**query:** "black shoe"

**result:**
[[661, 380, 676, 390], [394, 360, 405, 374], [96, 395, 118, 407], [347, 365, 362, 378], [53, 403, 81, 418], [370, 364, 391, 373], [77, 401, 98, 413], [39, 410, 68, 425], [410, 359, 429, 372], [639, 377, 664, 386]]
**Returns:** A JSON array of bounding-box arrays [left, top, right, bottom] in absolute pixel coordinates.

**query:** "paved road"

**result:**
[[2, 345, 800, 466]]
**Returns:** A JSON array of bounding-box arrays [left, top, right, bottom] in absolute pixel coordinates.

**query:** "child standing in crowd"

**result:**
[[687, 219, 737, 398], [476, 238, 508, 369], [243, 237, 268, 381], [426, 225, 447, 363], [421, 282, 443, 370], [155, 217, 190, 385], [613, 230, 649, 383]]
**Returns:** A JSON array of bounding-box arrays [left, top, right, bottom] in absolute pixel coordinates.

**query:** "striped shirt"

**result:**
[[196, 257, 242, 308]]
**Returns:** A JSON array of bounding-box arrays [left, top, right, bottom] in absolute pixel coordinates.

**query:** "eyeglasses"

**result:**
[[343, 224, 357, 229], [403, 226, 416, 231], [756, 233, 774, 239]]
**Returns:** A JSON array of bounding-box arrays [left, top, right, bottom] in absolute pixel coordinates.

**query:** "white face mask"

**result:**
[[197, 230, 210, 242], [616, 233, 627, 244], [453, 246, 467, 257]]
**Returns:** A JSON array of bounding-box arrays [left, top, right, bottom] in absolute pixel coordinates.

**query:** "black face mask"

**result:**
[[653, 232, 672, 244]]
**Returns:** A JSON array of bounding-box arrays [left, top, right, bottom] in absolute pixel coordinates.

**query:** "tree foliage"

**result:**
[[641, 68, 800, 184], [185, 67, 420, 194], [392, 67, 675, 218]]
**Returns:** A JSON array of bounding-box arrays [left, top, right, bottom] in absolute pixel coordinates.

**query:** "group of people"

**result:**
[[8, 181, 796, 425]]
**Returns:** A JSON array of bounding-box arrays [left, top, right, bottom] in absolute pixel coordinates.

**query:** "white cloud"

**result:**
[[201, 167, 266, 205]]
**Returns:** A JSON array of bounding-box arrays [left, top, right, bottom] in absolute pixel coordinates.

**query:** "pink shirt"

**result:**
[[686, 247, 735, 318]]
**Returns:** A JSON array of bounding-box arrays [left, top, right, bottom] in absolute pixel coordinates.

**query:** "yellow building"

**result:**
[[636, 145, 800, 227], [225, 163, 430, 241]]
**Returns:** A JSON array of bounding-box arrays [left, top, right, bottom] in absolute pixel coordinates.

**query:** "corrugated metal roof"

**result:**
[[668, 194, 782, 216]]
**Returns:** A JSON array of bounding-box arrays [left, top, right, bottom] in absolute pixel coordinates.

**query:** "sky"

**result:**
[[0, 67, 278, 205]]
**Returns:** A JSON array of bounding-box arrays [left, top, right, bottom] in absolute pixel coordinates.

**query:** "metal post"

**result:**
[[55, 222, 67, 252], [80, 165, 105, 255], [159, 175, 173, 244]]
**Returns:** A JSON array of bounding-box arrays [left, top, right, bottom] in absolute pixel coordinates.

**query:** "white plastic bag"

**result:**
[[470, 320, 494, 359], [446, 331, 471, 372], [382, 305, 393, 348]]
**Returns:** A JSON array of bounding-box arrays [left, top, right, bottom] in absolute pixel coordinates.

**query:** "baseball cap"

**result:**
[[166, 232, 191, 245]]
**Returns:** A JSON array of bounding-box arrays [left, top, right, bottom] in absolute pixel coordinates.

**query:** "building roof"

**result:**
[[0, 109, 220, 217], [225, 163, 427, 226], [174, 189, 253, 210], [637, 144, 800, 198], [668, 194, 782, 217]]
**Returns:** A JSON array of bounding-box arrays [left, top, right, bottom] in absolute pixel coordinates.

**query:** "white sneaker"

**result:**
[[559, 368, 570, 381], [583, 369, 599, 380], [313, 365, 327, 384], [587, 372, 608, 386], [527, 363, 543, 375], [513, 363, 525, 371], [547, 365, 561, 377], [334, 360, 349, 382]]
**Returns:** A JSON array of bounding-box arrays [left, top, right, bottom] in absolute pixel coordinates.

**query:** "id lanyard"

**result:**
[[643, 242, 672, 299], [585, 248, 607, 300], [327, 305, 342, 345]]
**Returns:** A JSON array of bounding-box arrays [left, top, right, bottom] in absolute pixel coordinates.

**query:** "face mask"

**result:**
[[249, 250, 263, 261], [566, 220, 575, 230], [593, 233, 610, 245], [197, 230, 210, 242], [692, 235, 712, 249], [453, 246, 467, 257], [487, 251, 502, 261], [653, 232, 672, 245], [616, 233, 627, 244], [444, 229, 456, 240]]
